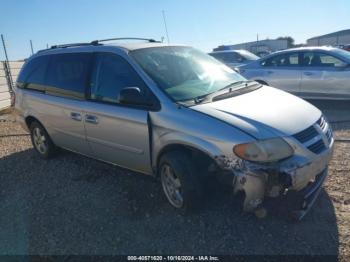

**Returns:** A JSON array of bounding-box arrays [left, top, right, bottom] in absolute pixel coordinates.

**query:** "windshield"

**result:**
[[130, 46, 246, 101], [333, 48, 350, 62], [238, 50, 260, 60]]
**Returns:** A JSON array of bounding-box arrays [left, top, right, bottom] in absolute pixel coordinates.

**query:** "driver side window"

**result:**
[[261, 53, 299, 67], [91, 53, 147, 104], [223, 52, 242, 63]]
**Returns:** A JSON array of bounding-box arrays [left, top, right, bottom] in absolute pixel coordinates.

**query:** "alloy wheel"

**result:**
[[161, 164, 184, 208]]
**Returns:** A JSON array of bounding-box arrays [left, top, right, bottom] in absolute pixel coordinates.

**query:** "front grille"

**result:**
[[292, 115, 332, 155], [326, 128, 332, 144], [317, 116, 326, 130], [307, 140, 326, 154], [293, 126, 319, 144]]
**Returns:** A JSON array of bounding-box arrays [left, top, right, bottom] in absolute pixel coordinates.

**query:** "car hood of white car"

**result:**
[[191, 85, 321, 139]]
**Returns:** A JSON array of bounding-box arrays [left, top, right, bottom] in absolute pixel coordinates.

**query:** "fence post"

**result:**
[[1, 34, 13, 92]]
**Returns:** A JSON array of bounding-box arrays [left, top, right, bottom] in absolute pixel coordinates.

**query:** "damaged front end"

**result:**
[[214, 117, 334, 220]]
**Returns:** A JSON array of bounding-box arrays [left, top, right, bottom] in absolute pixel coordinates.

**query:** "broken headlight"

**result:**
[[233, 138, 294, 163]]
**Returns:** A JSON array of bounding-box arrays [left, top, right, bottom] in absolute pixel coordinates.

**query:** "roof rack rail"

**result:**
[[48, 37, 159, 50], [90, 37, 159, 45], [50, 42, 98, 49]]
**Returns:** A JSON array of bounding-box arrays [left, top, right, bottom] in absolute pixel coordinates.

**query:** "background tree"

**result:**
[[277, 36, 295, 48]]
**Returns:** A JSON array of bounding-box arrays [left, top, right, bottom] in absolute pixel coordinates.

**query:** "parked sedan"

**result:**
[[209, 50, 259, 69], [342, 44, 350, 52], [237, 47, 350, 100]]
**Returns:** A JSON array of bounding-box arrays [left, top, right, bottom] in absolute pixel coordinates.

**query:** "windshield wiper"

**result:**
[[218, 80, 255, 92], [193, 94, 210, 104], [212, 81, 262, 102], [187, 80, 258, 105]]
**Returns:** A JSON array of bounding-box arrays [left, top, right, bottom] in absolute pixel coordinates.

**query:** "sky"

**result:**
[[0, 0, 349, 60]]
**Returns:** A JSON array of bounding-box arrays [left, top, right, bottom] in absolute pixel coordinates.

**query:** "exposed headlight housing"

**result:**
[[233, 138, 294, 163]]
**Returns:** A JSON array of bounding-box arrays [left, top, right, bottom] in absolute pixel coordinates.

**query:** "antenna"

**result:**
[[30, 40, 34, 55], [162, 10, 170, 44]]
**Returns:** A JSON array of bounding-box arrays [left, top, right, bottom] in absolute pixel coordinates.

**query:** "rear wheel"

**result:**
[[30, 121, 57, 159], [159, 151, 204, 212]]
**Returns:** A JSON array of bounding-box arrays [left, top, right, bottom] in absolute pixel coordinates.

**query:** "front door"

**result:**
[[300, 51, 350, 99], [84, 52, 153, 174], [259, 52, 302, 94]]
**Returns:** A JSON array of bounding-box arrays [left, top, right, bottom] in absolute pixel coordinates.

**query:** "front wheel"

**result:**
[[159, 151, 204, 212]]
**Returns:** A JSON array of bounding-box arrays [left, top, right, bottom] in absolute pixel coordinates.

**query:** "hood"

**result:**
[[191, 85, 321, 139]]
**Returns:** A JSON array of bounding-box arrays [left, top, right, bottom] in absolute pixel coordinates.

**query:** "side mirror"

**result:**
[[119, 87, 152, 106]]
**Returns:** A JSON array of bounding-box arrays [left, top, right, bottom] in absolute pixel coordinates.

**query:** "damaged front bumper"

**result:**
[[288, 168, 328, 221], [228, 140, 334, 220]]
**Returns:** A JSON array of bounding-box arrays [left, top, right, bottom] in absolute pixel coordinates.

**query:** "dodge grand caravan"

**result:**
[[14, 38, 334, 220]]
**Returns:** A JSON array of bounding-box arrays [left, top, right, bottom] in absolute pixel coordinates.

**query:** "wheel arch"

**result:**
[[25, 115, 45, 130], [155, 143, 220, 177]]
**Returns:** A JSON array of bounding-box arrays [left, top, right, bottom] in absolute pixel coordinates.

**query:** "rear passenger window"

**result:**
[[17, 55, 50, 87], [90, 53, 147, 104], [46, 53, 92, 98]]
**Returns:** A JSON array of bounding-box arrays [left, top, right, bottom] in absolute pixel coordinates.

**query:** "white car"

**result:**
[[238, 46, 350, 100], [209, 50, 259, 69]]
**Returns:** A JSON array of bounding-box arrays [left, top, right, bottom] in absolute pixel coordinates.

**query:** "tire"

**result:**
[[30, 121, 57, 159], [159, 151, 204, 212]]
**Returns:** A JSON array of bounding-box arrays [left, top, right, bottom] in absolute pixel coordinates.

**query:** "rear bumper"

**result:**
[[13, 109, 29, 132]]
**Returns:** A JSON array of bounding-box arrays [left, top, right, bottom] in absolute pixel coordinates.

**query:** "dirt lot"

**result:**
[[0, 100, 349, 256]]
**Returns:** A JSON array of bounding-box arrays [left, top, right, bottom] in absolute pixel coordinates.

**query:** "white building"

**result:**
[[307, 29, 350, 46], [213, 39, 289, 54]]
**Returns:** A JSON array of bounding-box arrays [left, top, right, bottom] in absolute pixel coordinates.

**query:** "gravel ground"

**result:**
[[0, 100, 349, 256]]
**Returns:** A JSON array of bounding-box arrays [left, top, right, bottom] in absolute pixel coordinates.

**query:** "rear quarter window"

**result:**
[[17, 55, 50, 86]]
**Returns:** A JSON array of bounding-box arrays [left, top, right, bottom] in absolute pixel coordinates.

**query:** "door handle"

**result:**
[[304, 72, 313, 76], [266, 71, 274, 74], [70, 112, 82, 121], [85, 115, 99, 124]]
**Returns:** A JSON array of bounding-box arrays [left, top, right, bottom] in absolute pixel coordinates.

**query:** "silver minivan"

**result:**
[[14, 39, 334, 220], [238, 47, 350, 99]]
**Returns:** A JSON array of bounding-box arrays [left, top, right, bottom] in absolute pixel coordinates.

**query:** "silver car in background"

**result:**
[[238, 47, 350, 99], [209, 50, 259, 69]]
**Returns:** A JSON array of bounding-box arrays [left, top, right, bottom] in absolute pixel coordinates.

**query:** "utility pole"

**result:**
[[30, 40, 34, 55], [256, 34, 259, 54], [1, 34, 10, 63], [162, 10, 170, 44]]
